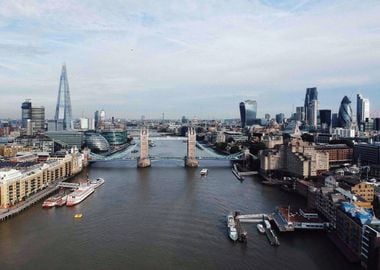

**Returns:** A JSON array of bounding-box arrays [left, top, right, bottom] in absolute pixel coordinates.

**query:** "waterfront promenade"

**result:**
[[0, 184, 59, 221]]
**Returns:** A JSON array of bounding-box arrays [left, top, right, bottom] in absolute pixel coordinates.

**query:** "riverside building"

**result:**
[[0, 149, 85, 208]]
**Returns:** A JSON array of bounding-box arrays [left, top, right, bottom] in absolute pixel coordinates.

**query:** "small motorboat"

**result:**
[[74, 213, 83, 219], [257, 223, 265, 234], [200, 168, 208, 176], [227, 214, 239, 241]]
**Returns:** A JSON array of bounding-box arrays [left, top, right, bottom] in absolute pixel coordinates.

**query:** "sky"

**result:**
[[0, 0, 379, 120]]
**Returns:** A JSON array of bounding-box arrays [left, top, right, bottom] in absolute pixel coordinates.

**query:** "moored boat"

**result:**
[[56, 195, 68, 207], [257, 223, 265, 234], [89, 178, 105, 189], [227, 214, 239, 241], [66, 184, 95, 206], [42, 193, 66, 208]]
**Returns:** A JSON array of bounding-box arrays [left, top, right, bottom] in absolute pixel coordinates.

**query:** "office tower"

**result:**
[[357, 94, 370, 131], [296, 106, 305, 122], [55, 64, 73, 130], [21, 99, 32, 128], [100, 110, 106, 123], [338, 96, 353, 128], [304, 87, 318, 125], [319, 109, 332, 133], [31, 106, 45, 132], [309, 99, 319, 128], [239, 100, 257, 128], [94, 110, 99, 129], [276, 113, 285, 124], [332, 113, 339, 128]]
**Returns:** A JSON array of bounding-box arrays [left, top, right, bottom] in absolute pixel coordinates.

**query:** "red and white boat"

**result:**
[[42, 193, 67, 208], [66, 183, 95, 207]]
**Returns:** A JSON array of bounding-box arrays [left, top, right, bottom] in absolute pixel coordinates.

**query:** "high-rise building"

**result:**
[[239, 100, 257, 128], [54, 64, 72, 130], [296, 106, 305, 122], [31, 106, 45, 133], [309, 99, 319, 128], [338, 96, 353, 128], [94, 111, 99, 129], [319, 109, 332, 133], [275, 113, 285, 124], [357, 94, 370, 131], [100, 110, 106, 123], [21, 99, 32, 128], [304, 87, 318, 125], [21, 99, 45, 134], [332, 113, 339, 128]]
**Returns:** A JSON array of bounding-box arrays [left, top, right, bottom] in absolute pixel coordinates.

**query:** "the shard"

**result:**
[[54, 64, 72, 130]]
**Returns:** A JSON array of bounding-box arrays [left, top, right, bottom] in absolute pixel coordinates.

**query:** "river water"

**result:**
[[0, 139, 361, 270]]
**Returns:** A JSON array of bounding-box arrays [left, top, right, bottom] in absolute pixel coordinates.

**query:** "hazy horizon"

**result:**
[[0, 0, 379, 119]]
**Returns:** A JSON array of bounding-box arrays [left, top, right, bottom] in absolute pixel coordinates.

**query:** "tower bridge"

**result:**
[[89, 127, 247, 166]]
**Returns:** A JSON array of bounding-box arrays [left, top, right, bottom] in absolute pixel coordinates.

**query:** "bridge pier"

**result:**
[[138, 127, 151, 168], [185, 127, 199, 168]]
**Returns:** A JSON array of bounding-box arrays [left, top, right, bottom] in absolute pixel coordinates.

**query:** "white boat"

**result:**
[[66, 184, 95, 206], [227, 214, 238, 241], [257, 223, 265, 234], [200, 168, 208, 176], [89, 178, 105, 189], [264, 220, 271, 229]]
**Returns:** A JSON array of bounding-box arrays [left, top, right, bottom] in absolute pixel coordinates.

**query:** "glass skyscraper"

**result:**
[[357, 94, 370, 130], [55, 64, 72, 130], [239, 100, 257, 128], [338, 96, 353, 128], [319, 109, 332, 133], [304, 87, 318, 126]]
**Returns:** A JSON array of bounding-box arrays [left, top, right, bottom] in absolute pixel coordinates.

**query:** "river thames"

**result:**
[[0, 139, 361, 270]]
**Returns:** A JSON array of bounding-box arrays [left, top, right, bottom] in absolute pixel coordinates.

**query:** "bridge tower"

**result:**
[[137, 127, 151, 168], [185, 127, 199, 168]]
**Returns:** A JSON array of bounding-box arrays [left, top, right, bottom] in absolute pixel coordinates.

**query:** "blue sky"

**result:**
[[0, 0, 379, 120]]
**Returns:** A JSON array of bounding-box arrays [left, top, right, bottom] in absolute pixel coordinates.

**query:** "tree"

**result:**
[[249, 142, 267, 155], [301, 133, 314, 142]]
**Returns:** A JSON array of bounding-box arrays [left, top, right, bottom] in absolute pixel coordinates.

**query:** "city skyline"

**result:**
[[0, 0, 380, 119]]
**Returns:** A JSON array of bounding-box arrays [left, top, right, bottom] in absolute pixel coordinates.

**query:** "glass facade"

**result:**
[[46, 131, 83, 148], [319, 109, 331, 133], [239, 100, 257, 128], [84, 132, 110, 153], [304, 87, 318, 125], [338, 96, 353, 128], [21, 100, 32, 129], [100, 129, 128, 146], [55, 64, 72, 130]]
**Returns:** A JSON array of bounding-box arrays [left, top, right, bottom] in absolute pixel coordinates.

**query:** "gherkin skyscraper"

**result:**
[[54, 64, 72, 130]]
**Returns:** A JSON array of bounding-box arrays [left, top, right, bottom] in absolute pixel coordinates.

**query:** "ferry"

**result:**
[[200, 168, 208, 176], [257, 223, 265, 234], [66, 184, 95, 206], [56, 195, 68, 207], [226, 214, 239, 241], [89, 178, 105, 189], [42, 193, 67, 208]]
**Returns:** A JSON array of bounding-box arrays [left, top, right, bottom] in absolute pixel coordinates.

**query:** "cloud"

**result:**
[[0, 0, 379, 119]]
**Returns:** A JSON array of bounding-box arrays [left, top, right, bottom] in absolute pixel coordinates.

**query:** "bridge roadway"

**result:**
[[89, 137, 247, 163]]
